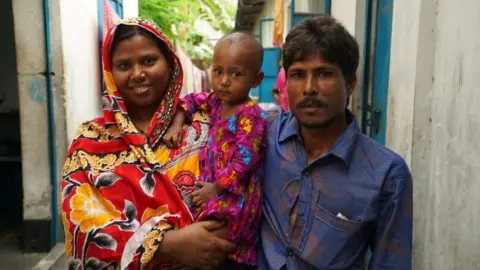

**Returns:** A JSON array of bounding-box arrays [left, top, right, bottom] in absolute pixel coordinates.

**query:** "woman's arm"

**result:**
[[147, 221, 234, 269]]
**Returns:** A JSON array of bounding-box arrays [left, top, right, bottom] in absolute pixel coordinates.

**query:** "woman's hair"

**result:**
[[110, 24, 174, 67]]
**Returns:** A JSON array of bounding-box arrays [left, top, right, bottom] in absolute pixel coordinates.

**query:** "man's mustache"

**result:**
[[296, 97, 328, 109]]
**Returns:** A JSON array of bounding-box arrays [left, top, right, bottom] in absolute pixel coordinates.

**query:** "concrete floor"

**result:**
[[0, 229, 45, 270], [50, 256, 67, 270]]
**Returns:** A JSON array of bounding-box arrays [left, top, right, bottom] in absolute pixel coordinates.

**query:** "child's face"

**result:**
[[211, 41, 263, 104]]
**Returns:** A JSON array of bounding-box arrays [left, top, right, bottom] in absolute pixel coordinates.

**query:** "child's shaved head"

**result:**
[[215, 32, 264, 72]]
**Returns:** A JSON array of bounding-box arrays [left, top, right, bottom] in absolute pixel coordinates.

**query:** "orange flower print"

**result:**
[[69, 184, 121, 232]]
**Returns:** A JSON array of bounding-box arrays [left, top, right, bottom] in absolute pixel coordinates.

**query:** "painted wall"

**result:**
[[331, 0, 366, 123], [123, 0, 139, 18], [387, 0, 480, 268], [12, 0, 52, 221], [59, 0, 102, 143]]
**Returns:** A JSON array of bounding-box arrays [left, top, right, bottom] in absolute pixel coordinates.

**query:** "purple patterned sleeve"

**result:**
[[178, 93, 218, 120]]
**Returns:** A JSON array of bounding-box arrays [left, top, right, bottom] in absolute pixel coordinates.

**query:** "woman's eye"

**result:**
[[117, 63, 129, 70], [144, 58, 156, 65]]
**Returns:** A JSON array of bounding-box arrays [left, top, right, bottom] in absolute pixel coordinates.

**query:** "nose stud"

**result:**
[[140, 73, 146, 79]]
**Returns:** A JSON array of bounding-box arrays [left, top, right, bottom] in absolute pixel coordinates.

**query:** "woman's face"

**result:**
[[111, 34, 171, 111]]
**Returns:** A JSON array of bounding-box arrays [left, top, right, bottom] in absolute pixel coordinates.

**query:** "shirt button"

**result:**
[[288, 251, 294, 256]]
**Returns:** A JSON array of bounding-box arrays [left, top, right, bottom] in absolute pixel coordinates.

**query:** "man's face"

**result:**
[[287, 54, 355, 128]]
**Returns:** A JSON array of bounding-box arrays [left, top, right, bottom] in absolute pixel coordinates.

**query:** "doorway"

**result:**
[[0, 0, 23, 259], [362, 0, 394, 145]]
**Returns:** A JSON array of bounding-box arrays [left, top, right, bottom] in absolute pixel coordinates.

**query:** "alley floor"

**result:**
[[50, 257, 67, 270], [0, 229, 45, 270]]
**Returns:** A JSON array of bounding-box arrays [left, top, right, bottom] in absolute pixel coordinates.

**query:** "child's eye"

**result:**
[[214, 69, 222, 75], [232, 72, 240, 78]]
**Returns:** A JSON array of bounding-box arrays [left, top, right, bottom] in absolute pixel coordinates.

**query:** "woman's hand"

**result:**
[[158, 221, 235, 269]]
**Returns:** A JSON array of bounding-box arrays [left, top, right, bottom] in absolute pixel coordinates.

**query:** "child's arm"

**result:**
[[163, 93, 217, 148], [179, 92, 218, 121], [214, 110, 268, 195]]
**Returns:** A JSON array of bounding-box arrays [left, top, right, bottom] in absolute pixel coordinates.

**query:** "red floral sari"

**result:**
[[61, 18, 208, 270]]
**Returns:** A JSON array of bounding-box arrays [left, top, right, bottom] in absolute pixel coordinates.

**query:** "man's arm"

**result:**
[[369, 160, 413, 270]]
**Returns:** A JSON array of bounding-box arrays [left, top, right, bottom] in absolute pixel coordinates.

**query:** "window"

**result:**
[[109, 0, 124, 18]]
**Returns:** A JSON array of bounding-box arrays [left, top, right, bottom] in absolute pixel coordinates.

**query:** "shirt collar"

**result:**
[[278, 110, 359, 167]]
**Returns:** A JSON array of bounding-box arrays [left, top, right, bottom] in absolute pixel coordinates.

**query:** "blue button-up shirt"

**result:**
[[258, 110, 412, 270]]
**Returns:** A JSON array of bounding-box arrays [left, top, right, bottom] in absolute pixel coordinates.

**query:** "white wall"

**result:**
[[59, 0, 102, 142], [331, 0, 358, 35], [331, 0, 366, 122], [388, 0, 480, 269], [123, 0, 138, 18]]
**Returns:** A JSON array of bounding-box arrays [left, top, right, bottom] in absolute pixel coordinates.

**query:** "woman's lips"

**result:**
[[130, 85, 151, 95]]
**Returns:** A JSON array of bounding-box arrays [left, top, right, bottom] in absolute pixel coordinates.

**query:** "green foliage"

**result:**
[[139, 0, 236, 67]]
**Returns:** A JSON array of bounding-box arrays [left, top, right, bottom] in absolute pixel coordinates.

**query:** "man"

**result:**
[[258, 15, 412, 270]]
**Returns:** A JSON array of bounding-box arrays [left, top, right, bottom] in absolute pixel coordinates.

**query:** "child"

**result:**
[[163, 32, 267, 266]]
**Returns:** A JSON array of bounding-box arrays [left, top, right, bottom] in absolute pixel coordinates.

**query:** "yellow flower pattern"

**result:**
[[69, 184, 122, 232]]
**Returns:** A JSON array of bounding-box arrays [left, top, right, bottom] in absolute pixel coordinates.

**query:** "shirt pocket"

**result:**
[[302, 203, 368, 269], [314, 203, 364, 232]]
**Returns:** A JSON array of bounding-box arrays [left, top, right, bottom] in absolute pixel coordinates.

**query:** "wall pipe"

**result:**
[[42, 0, 59, 245]]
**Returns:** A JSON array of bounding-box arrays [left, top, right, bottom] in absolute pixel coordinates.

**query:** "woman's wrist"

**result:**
[[157, 229, 176, 259]]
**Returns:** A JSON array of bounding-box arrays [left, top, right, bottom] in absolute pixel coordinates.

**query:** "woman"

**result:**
[[61, 18, 234, 270], [273, 66, 288, 111]]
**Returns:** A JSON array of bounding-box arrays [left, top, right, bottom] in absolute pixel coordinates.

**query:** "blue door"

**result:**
[[255, 18, 279, 104], [362, 0, 394, 267], [366, 0, 393, 144]]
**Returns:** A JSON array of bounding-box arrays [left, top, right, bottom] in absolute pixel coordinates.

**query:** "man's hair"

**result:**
[[282, 15, 359, 82]]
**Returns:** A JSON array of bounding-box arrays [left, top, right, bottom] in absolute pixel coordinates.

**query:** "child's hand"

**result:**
[[191, 182, 224, 208], [162, 109, 186, 148], [163, 125, 183, 149]]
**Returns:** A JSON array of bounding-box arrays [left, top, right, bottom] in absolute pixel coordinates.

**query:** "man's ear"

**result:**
[[346, 75, 357, 97], [253, 72, 264, 88]]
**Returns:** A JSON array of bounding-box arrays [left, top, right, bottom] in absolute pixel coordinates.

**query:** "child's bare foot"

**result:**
[[190, 182, 224, 207]]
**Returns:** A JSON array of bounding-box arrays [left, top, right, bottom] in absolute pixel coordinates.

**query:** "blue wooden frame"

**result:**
[[362, 0, 393, 145], [109, 0, 124, 18], [255, 18, 279, 104], [291, 0, 332, 27], [361, 0, 373, 134]]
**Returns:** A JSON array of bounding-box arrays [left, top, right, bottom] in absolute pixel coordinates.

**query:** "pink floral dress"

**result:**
[[180, 93, 267, 265]]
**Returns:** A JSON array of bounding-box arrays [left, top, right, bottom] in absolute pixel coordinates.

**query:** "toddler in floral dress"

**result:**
[[163, 32, 267, 266]]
